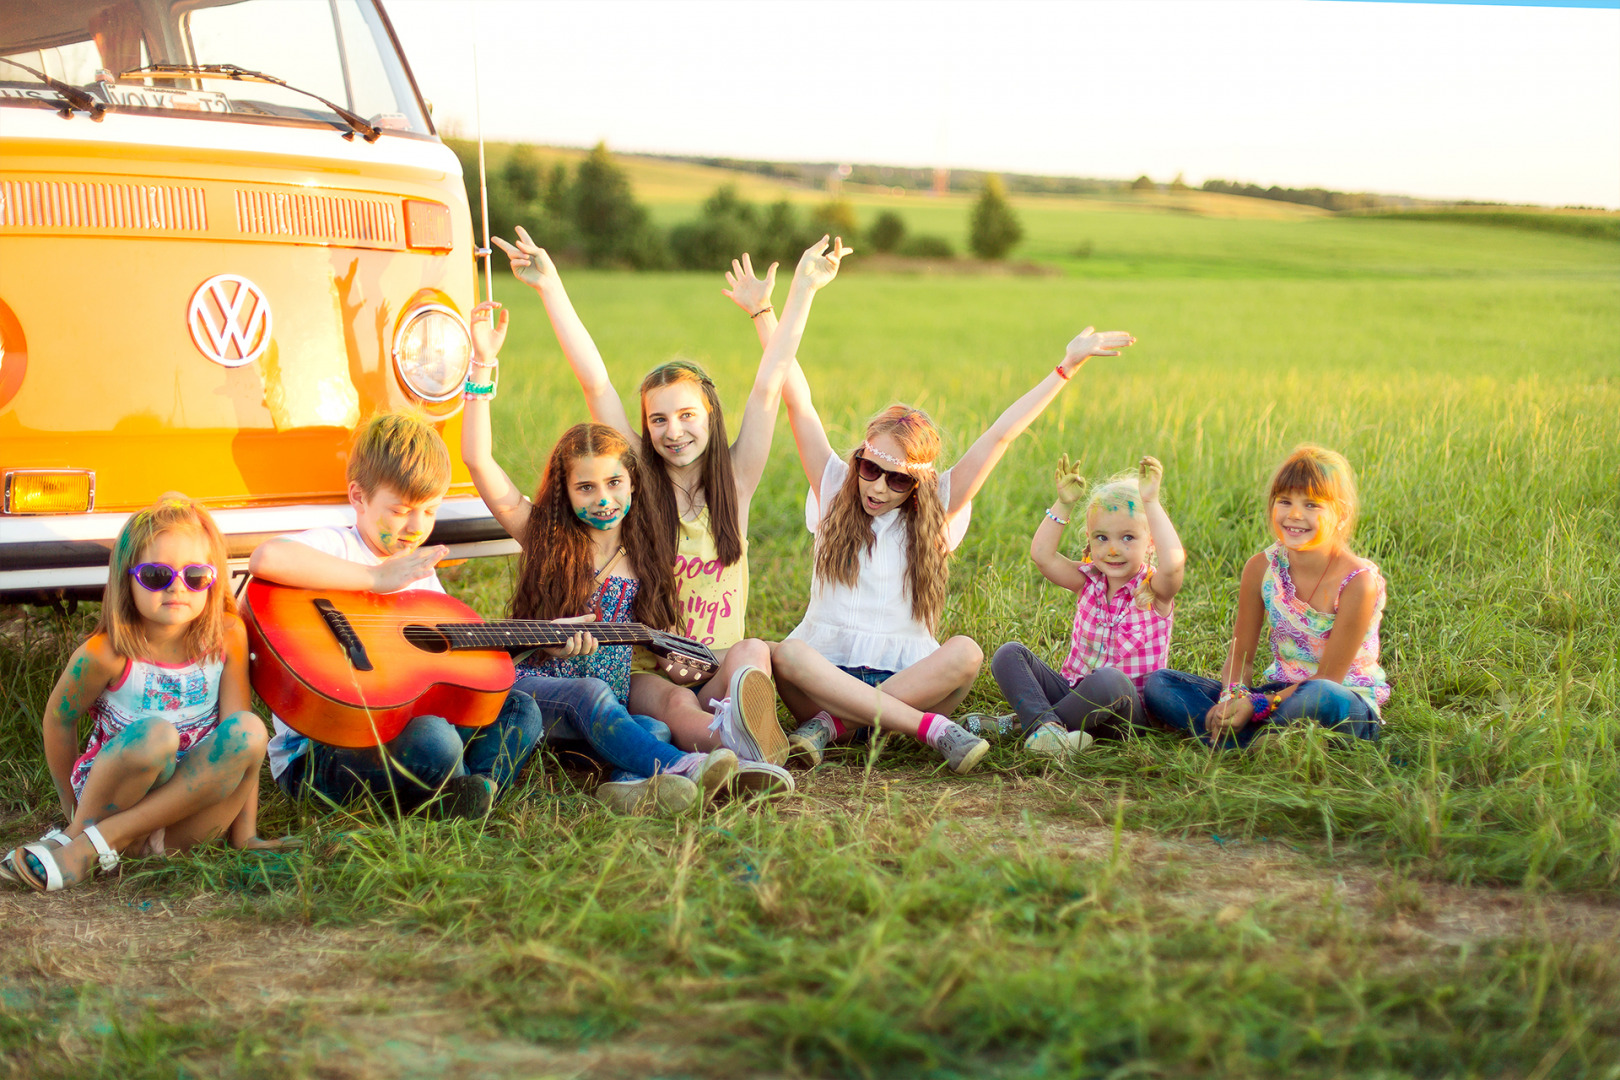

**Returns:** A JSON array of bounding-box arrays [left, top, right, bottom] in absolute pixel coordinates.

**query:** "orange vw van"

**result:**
[[0, 0, 512, 604]]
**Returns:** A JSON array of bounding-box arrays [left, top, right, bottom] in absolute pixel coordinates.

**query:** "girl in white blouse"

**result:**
[[771, 325, 1136, 774]]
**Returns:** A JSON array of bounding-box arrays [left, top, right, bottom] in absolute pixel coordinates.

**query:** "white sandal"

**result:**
[[0, 827, 70, 885], [10, 823, 119, 893]]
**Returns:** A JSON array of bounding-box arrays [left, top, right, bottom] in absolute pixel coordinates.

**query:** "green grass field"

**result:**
[[2, 190, 1618, 1078]]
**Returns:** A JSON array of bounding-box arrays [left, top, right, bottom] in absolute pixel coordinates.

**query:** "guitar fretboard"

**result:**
[[438, 620, 656, 652]]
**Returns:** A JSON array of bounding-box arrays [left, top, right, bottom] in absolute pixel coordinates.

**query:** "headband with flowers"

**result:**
[[861, 441, 936, 474]]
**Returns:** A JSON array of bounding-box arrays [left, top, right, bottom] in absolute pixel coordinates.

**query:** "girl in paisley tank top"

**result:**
[[1144, 445, 1388, 748], [491, 232, 847, 766]]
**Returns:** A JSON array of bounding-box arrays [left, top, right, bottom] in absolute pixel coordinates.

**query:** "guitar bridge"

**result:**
[[313, 599, 373, 671]]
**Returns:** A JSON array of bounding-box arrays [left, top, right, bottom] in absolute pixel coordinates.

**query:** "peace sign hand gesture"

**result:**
[[491, 225, 560, 291], [1054, 453, 1087, 510]]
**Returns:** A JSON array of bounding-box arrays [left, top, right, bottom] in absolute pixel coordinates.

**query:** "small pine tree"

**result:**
[[969, 177, 1022, 260], [868, 210, 906, 253], [1131, 174, 1156, 192]]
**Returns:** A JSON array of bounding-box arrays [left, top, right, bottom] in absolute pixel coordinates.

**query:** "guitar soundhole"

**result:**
[[403, 624, 450, 653]]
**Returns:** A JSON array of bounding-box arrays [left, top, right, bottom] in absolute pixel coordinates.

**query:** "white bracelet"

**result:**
[[1045, 508, 1069, 526]]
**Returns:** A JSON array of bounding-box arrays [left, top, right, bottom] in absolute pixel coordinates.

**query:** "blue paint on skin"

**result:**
[[575, 493, 629, 531]]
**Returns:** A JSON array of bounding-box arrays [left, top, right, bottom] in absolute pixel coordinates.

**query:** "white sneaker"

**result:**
[[1023, 721, 1094, 758], [705, 666, 788, 765], [671, 748, 739, 804], [732, 760, 795, 799]]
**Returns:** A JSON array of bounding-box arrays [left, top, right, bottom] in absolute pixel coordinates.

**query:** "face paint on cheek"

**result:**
[[575, 493, 630, 531]]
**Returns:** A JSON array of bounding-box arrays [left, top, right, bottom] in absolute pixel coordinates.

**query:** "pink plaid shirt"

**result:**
[[1058, 562, 1174, 690]]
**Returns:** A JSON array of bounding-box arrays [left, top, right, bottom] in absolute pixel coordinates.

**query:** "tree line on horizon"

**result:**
[[447, 140, 1025, 271]]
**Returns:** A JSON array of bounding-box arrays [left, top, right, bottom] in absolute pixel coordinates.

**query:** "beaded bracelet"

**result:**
[[1249, 691, 1280, 723], [1217, 681, 1248, 705], [463, 378, 497, 401], [1044, 508, 1070, 526], [750, 306, 774, 319], [471, 355, 499, 369]]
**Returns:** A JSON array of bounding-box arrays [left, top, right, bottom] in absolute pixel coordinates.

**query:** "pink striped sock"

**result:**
[[813, 710, 851, 740], [915, 713, 944, 746]]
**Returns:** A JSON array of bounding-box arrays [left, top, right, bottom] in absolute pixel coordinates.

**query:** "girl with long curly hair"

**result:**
[[491, 230, 848, 769], [757, 317, 1137, 776]]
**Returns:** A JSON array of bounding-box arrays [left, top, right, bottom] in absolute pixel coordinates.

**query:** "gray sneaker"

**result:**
[[1024, 721, 1095, 758], [595, 773, 699, 816], [732, 759, 796, 799], [960, 712, 1020, 740], [933, 720, 990, 775], [787, 718, 833, 767]]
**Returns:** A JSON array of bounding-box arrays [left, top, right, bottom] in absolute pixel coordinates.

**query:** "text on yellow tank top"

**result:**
[[674, 506, 748, 649]]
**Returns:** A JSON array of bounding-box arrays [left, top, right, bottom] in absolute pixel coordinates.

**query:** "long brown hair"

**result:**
[[814, 406, 950, 630], [636, 360, 743, 569], [97, 493, 235, 662], [510, 423, 679, 630]]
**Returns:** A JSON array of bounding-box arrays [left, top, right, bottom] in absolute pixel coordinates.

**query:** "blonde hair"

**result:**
[[348, 411, 451, 502], [1080, 472, 1157, 610], [815, 405, 950, 630], [1267, 444, 1359, 551], [96, 493, 234, 662]]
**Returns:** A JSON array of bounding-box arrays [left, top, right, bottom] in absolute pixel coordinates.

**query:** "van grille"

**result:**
[[235, 190, 398, 245], [0, 180, 207, 231]]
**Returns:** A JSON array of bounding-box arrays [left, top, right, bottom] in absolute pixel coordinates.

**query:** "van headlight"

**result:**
[[392, 304, 470, 402]]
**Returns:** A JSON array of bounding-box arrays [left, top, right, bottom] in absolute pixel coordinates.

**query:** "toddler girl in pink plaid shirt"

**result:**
[[977, 455, 1186, 758]]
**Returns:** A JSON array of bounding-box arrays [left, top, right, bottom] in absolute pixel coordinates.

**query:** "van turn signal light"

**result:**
[[3, 470, 95, 514]]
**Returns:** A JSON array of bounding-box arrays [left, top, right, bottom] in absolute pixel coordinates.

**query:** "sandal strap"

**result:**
[[14, 843, 65, 892], [81, 824, 120, 873], [40, 827, 70, 847]]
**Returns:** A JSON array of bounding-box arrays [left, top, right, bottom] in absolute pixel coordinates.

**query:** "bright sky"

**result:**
[[385, 0, 1620, 209]]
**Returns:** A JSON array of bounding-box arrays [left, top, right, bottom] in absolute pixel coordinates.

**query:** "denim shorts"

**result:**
[[838, 665, 895, 688]]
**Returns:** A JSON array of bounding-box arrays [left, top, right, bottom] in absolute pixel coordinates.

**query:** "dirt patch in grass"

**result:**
[[2, 760, 1616, 1079]]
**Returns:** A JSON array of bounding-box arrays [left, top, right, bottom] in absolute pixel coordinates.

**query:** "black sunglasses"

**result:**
[[855, 452, 918, 495], [129, 562, 217, 592]]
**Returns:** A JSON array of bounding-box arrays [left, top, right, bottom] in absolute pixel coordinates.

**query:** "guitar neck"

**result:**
[[437, 620, 659, 652]]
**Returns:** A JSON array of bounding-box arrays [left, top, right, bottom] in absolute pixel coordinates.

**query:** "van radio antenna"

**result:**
[[471, 5, 493, 306]]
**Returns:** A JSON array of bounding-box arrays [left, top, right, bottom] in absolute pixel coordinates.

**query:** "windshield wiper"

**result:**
[[0, 56, 105, 119], [118, 63, 380, 142]]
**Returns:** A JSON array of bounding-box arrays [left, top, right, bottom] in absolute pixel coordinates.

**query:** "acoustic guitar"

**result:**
[[242, 579, 718, 748]]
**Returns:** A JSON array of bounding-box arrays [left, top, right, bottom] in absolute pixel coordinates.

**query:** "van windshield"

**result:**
[[0, 0, 431, 136]]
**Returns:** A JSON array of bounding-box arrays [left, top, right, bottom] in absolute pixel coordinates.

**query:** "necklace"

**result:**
[[1300, 550, 1337, 611], [668, 472, 704, 511], [593, 546, 625, 579]]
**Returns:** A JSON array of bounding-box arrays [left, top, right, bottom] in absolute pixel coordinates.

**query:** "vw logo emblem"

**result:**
[[188, 274, 272, 367]]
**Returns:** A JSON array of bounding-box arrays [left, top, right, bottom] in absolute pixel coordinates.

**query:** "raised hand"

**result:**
[[796, 235, 853, 291], [1137, 455, 1163, 505], [491, 226, 559, 290], [1059, 326, 1136, 378], [1053, 453, 1087, 510], [371, 544, 447, 593], [469, 300, 508, 364], [723, 253, 778, 314]]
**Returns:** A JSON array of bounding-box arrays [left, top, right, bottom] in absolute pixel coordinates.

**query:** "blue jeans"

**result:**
[[277, 689, 544, 811], [1141, 669, 1379, 749], [838, 664, 895, 688], [512, 674, 684, 781]]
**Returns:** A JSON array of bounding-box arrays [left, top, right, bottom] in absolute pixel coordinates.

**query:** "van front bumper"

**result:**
[[0, 497, 516, 603]]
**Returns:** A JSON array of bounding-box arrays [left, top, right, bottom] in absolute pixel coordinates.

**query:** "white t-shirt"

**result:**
[[265, 525, 444, 778], [785, 456, 972, 673]]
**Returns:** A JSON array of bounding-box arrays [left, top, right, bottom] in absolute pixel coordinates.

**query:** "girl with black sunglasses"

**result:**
[[727, 259, 1135, 774]]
